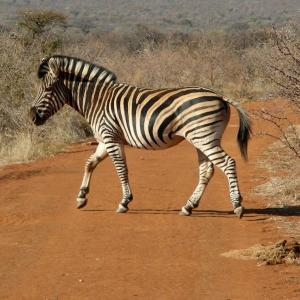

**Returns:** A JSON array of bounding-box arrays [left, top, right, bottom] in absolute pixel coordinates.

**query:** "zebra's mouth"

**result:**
[[29, 107, 46, 126]]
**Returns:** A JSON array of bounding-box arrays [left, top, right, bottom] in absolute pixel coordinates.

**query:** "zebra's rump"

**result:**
[[111, 86, 229, 150]]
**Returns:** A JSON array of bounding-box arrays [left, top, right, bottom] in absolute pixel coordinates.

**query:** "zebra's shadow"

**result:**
[[191, 206, 300, 220], [244, 206, 300, 217], [82, 208, 236, 218], [82, 206, 300, 219]]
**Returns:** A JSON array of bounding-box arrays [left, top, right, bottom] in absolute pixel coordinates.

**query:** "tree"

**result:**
[[255, 24, 300, 158], [18, 10, 66, 37], [268, 25, 300, 110]]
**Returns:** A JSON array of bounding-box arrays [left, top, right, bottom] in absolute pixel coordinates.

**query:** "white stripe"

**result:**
[[75, 61, 83, 76], [89, 67, 99, 81], [82, 63, 90, 77], [68, 59, 74, 73]]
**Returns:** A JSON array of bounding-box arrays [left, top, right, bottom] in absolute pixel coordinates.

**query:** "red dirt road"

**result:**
[[0, 102, 299, 300]]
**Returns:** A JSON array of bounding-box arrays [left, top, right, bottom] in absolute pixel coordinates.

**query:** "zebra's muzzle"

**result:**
[[29, 106, 46, 126]]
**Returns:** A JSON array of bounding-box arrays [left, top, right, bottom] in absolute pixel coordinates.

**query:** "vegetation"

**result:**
[[0, 0, 298, 33], [0, 12, 88, 165], [254, 24, 300, 159], [254, 135, 300, 206], [223, 239, 300, 265], [245, 25, 300, 239], [18, 10, 66, 37], [0, 7, 299, 166]]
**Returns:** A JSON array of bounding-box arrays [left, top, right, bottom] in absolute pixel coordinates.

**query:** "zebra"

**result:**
[[30, 55, 251, 218]]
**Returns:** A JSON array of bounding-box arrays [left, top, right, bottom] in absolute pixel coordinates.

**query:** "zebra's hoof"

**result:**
[[179, 207, 191, 216], [77, 198, 87, 209], [116, 204, 128, 213], [234, 206, 244, 219]]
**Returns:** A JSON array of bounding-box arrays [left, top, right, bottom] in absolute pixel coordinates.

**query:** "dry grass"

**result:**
[[0, 24, 282, 166], [0, 30, 90, 166], [222, 239, 300, 265], [253, 133, 300, 207], [65, 33, 267, 99], [251, 124, 300, 239]]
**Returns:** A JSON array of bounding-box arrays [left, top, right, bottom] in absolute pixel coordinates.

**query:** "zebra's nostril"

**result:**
[[29, 106, 45, 126]]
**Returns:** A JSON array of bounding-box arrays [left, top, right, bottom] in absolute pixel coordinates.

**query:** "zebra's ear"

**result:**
[[48, 58, 60, 79]]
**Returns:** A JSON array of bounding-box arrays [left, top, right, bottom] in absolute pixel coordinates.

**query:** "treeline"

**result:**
[[1, 0, 298, 33]]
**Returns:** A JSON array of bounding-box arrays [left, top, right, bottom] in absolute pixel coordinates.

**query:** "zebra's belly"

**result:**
[[125, 135, 184, 150]]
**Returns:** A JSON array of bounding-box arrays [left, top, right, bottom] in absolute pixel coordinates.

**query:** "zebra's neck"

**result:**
[[54, 56, 117, 120]]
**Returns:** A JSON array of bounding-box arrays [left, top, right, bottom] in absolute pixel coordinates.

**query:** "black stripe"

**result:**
[[157, 97, 223, 143], [189, 131, 214, 141], [122, 86, 138, 146], [91, 84, 111, 125], [116, 86, 137, 145], [84, 69, 103, 116], [78, 65, 94, 110], [139, 90, 174, 147], [143, 89, 204, 145], [104, 85, 124, 125], [130, 89, 148, 148]]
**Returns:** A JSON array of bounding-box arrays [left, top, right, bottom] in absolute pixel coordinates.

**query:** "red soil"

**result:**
[[0, 101, 299, 299]]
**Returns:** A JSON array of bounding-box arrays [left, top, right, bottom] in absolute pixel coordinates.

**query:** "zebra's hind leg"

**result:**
[[77, 142, 108, 209], [180, 150, 214, 216], [201, 145, 244, 218], [105, 141, 133, 213]]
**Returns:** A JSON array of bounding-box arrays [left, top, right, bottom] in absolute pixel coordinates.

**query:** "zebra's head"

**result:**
[[30, 57, 70, 126]]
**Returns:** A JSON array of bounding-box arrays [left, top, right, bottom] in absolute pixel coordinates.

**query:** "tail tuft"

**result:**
[[237, 109, 251, 160], [223, 97, 251, 160]]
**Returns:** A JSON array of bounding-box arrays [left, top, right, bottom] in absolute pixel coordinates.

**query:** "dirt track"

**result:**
[[0, 102, 299, 300]]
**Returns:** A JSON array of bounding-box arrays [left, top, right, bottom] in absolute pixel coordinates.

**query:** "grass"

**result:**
[[253, 136, 300, 208], [0, 23, 292, 166], [250, 125, 300, 251], [222, 239, 300, 265]]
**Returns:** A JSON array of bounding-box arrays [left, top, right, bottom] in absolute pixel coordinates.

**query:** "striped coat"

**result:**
[[31, 55, 251, 217]]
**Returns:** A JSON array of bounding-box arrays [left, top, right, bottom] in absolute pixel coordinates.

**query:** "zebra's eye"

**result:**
[[37, 108, 43, 114]]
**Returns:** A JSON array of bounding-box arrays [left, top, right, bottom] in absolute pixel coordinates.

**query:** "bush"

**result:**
[[0, 29, 90, 165], [1, 18, 289, 166], [253, 24, 300, 158]]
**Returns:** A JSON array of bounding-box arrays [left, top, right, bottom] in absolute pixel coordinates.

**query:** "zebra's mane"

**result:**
[[37, 55, 117, 83]]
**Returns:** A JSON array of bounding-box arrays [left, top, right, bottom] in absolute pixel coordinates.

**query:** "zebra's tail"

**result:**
[[223, 97, 252, 160]]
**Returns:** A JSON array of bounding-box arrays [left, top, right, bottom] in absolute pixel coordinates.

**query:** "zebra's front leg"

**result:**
[[77, 142, 108, 208], [106, 142, 133, 213], [180, 151, 214, 216]]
